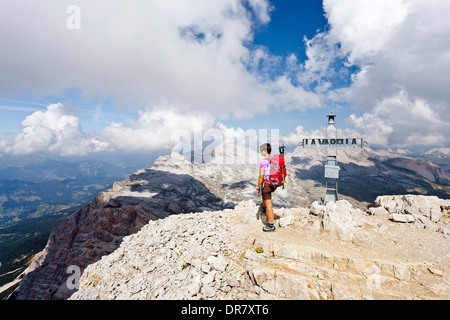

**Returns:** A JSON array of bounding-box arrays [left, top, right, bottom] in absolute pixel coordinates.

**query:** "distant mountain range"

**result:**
[[420, 147, 450, 171], [1, 146, 447, 229], [0, 152, 162, 228], [0, 151, 162, 298]]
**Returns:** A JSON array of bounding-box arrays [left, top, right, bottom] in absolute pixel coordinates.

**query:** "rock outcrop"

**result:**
[[70, 197, 450, 300], [374, 195, 450, 236], [310, 200, 362, 241]]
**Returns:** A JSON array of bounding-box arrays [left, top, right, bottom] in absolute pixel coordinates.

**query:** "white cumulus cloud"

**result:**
[[101, 104, 216, 152], [0, 103, 108, 156]]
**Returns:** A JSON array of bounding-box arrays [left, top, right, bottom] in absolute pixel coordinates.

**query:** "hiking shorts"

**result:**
[[261, 185, 277, 200]]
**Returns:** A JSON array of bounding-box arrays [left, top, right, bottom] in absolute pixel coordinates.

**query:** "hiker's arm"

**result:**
[[257, 167, 264, 190]]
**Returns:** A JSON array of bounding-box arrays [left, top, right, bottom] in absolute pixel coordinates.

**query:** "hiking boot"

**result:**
[[262, 223, 275, 232]]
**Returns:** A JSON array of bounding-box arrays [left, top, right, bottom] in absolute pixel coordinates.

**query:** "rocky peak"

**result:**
[[70, 196, 450, 300], [13, 160, 234, 300], [424, 148, 450, 157]]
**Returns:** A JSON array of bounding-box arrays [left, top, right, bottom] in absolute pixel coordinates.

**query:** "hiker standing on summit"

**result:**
[[256, 143, 277, 232]]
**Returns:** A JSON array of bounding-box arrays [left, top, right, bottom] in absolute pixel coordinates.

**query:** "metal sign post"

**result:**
[[298, 112, 367, 205]]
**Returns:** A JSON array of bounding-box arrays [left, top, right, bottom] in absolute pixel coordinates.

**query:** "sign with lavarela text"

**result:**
[[299, 138, 366, 149]]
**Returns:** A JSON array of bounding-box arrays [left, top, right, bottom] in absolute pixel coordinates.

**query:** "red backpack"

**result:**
[[263, 155, 287, 188]]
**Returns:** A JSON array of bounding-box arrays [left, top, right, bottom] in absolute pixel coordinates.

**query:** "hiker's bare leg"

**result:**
[[263, 199, 274, 223]]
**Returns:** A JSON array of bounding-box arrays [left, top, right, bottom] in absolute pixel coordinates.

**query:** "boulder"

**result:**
[[375, 195, 443, 223], [389, 213, 415, 223], [310, 201, 326, 216], [367, 206, 388, 216], [322, 200, 357, 241], [278, 215, 295, 228], [310, 200, 357, 241]]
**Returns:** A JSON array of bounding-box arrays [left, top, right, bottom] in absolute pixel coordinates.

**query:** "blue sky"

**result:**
[[224, 0, 333, 134], [0, 0, 449, 156], [253, 0, 327, 59]]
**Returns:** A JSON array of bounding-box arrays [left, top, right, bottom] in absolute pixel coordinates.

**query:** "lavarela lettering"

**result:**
[[299, 138, 366, 149]]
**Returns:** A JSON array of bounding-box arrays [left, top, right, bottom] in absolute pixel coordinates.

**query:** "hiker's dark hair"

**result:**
[[260, 143, 271, 154]]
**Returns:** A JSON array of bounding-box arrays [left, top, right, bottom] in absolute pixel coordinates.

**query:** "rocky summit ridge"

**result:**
[[70, 196, 450, 300], [13, 143, 450, 300]]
